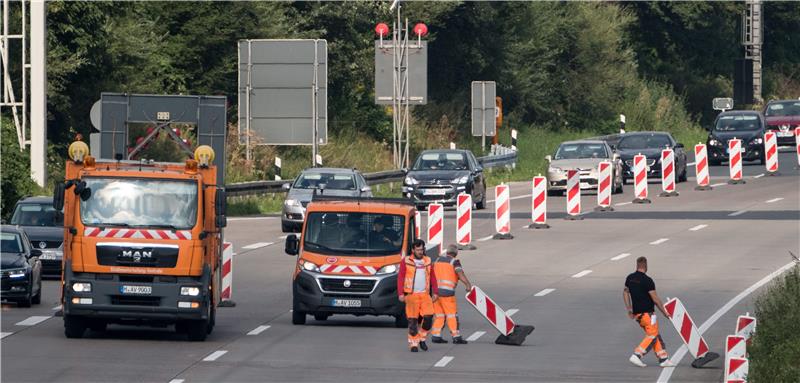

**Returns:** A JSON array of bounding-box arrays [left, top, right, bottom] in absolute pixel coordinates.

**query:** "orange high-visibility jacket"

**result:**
[[433, 256, 461, 297], [397, 255, 438, 297]]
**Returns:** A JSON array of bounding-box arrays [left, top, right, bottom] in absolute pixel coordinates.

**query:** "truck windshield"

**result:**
[[80, 178, 198, 229], [304, 212, 405, 256]]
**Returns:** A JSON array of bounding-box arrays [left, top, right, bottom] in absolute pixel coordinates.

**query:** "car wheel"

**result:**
[[314, 313, 329, 321], [64, 315, 87, 339], [32, 284, 41, 305], [18, 287, 32, 308], [614, 180, 623, 194], [709, 158, 721, 167], [679, 166, 688, 182], [394, 314, 408, 328], [475, 194, 486, 210], [760, 155, 765, 165], [281, 222, 292, 233], [292, 310, 307, 325], [547, 189, 562, 197]]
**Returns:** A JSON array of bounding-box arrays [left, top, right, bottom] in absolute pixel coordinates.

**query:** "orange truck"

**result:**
[[284, 195, 419, 327], [54, 140, 226, 341]]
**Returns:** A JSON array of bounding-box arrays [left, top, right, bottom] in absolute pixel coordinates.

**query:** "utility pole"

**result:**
[[742, 0, 762, 104]]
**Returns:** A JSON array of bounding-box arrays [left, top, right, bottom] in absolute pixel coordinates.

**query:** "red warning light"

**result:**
[[413, 23, 428, 37], [375, 23, 389, 37]]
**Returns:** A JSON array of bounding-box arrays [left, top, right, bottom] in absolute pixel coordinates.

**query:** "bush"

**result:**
[[748, 265, 800, 382], [1, 118, 39, 220]]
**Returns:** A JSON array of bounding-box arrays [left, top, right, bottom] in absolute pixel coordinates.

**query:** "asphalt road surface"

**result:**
[[2, 148, 798, 383]]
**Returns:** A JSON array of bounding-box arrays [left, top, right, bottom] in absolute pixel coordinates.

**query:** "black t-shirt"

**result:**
[[625, 271, 656, 314]]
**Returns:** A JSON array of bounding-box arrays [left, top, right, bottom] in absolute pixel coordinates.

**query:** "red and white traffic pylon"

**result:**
[[595, 161, 614, 211], [728, 138, 746, 184], [694, 143, 712, 191], [565, 169, 582, 220], [465, 286, 534, 345], [632, 154, 651, 203], [726, 335, 747, 361], [414, 210, 421, 239], [219, 242, 236, 307], [529, 175, 550, 229], [725, 357, 749, 383], [493, 184, 513, 239], [456, 193, 476, 250], [735, 312, 757, 346], [427, 203, 443, 247], [764, 131, 779, 175], [660, 148, 679, 197], [664, 297, 719, 367]]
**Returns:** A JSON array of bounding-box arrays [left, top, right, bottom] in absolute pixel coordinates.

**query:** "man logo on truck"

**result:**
[[120, 250, 153, 263]]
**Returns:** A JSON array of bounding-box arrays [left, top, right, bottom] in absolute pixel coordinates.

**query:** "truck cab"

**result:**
[[284, 196, 418, 327]]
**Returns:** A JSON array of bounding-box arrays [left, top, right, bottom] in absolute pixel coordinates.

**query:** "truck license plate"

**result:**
[[331, 299, 362, 307], [120, 285, 152, 295]]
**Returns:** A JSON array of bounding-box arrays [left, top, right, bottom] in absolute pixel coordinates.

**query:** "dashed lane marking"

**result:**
[[202, 350, 228, 362], [765, 197, 784, 203], [168, 380, 185, 383], [247, 325, 271, 336], [615, 202, 632, 206], [534, 288, 556, 297], [466, 331, 486, 342], [689, 224, 708, 231], [278, 235, 288, 240], [753, 173, 765, 179], [611, 253, 632, 261], [52, 304, 62, 311], [710, 182, 726, 187], [0, 332, 13, 339], [650, 238, 669, 245], [241, 242, 274, 250], [477, 235, 494, 242], [434, 356, 454, 368], [15, 316, 51, 326], [571, 270, 592, 278], [687, 161, 696, 166], [729, 210, 748, 217], [506, 309, 518, 317]]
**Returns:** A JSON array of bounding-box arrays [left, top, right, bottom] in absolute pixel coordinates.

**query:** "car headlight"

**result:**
[[404, 176, 418, 185], [302, 261, 320, 272], [452, 175, 469, 184], [72, 282, 91, 292], [548, 166, 563, 174], [284, 199, 300, 207], [376, 264, 399, 275], [9, 269, 27, 279], [751, 137, 763, 145], [180, 286, 200, 296], [709, 139, 720, 146]]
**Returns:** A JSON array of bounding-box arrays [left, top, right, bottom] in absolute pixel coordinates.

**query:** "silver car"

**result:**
[[281, 168, 372, 233], [545, 140, 623, 196]]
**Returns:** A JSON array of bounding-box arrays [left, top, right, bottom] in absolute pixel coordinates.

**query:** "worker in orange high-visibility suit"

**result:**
[[623, 256, 675, 368], [398, 239, 438, 352], [431, 244, 472, 344]]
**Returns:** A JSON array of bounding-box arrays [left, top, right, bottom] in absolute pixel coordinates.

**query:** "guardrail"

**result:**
[[226, 147, 518, 197]]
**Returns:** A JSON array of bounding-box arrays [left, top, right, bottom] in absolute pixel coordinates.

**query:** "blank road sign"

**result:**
[[374, 41, 427, 105], [471, 81, 496, 137]]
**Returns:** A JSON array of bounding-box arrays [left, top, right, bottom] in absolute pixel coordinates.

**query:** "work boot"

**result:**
[[659, 359, 676, 367], [452, 336, 468, 344], [418, 341, 428, 351], [410, 346, 419, 353], [431, 336, 448, 344], [629, 354, 646, 367]]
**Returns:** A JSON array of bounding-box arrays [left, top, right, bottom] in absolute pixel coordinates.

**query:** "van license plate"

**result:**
[[120, 285, 152, 295], [331, 299, 362, 307]]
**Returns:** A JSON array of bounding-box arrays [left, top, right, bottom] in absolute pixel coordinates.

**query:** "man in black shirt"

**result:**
[[623, 256, 675, 368]]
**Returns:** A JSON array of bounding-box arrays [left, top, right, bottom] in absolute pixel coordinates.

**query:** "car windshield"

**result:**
[[715, 115, 761, 131], [80, 177, 198, 229], [303, 212, 405, 256], [0, 232, 23, 253], [765, 101, 800, 117], [617, 135, 672, 150], [293, 173, 356, 190], [554, 144, 608, 160], [412, 153, 469, 171], [10, 203, 63, 227]]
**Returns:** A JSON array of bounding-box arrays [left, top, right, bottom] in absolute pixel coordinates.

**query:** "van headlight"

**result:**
[[180, 286, 200, 296], [302, 261, 320, 272], [376, 264, 398, 275], [72, 282, 92, 292]]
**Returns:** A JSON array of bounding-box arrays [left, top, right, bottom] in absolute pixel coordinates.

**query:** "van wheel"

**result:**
[[292, 310, 307, 325], [314, 313, 329, 321], [64, 315, 86, 339], [394, 315, 408, 328]]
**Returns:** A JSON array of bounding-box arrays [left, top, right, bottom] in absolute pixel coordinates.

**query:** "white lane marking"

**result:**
[[753, 173, 765, 179], [710, 182, 726, 187], [611, 253, 632, 261], [227, 216, 276, 221], [487, 193, 532, 204], [729, 210, 748, 217], [689, 224, 708, 232], [0, 332, 13, 339], [534, 288, 556, 297], [765, 197, 784, 203], [506, 309, 518, 317], [15, 316, 51, 326], [168, 380, 185, 383], [52, 304, 62, 311], [241, 242, 274, 250], [434, 356, 455, 368], [571, 270, 592, 278], [657, 261, 797, 383], [687, 161, 696, 166], [650, 238, 669, 245], [247, 325, 271, 336], [466, 331, 486, 342], [615, 202, 632, 206], [278, 235, 288, 240], [203, 350, 228, 362], [477, 235, 494, 242]]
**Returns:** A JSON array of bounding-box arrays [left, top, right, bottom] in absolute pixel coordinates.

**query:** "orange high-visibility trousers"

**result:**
[[405, 292, 434, 347], [431, 296, 459, 337], [634, 312, 668, 360]]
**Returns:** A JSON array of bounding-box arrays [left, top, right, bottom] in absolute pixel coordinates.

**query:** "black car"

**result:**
[[403, 149, 487, 209], [1, 225, 43, 307], [615, 132, 688, 184], [707, 111, 766, 166], [9, 196, 64, 277]]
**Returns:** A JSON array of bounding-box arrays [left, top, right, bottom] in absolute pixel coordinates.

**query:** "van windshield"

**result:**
[[303, 212, 405, 256]]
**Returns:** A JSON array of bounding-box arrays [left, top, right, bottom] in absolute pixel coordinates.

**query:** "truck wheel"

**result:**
[[394, 315, 408, 328], [186, 320, 208, 341], [88, 320, 107, 332], [64, 315, 86, 339], [292, 310, 307, 325], [206, 306, 216, 335]]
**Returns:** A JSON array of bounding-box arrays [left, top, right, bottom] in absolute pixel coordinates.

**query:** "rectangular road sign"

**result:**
[[374, 41, 427, 105], [238, 39, 327, 145], [471, 81, 496, 137]]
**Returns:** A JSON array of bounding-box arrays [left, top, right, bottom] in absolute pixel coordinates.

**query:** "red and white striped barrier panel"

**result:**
[[664, 298, 711, 360], [565, 169, 581, 219], [456, 193, 475, 249], [735, 313, 756, 346], [493, 184, 512, 239], [529, 176, 549, 228], [319, 264, 377, 275], [427, 203, 443, 246], [764, 131, 779, 174], [795, 127, 800, 168], [660, 148, 678, 197], [414, 210, 421, 239], [729, 138, 745, 183], [725, 357, 749, 383], [595, 161, 613, 211], [632, 154, 650, 203], [220, 242, 234, 306], [694, 144, 712, 190], [84, 227, 192, 240], [726, 335, 746, 361], [465, 286, 515, 336]]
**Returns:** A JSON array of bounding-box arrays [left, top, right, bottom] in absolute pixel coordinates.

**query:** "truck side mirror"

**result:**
[[215, 215, 227, 228], [215, 189, 227, 217], [53, 183, 66, 211], [285, 234, 299, 256]]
